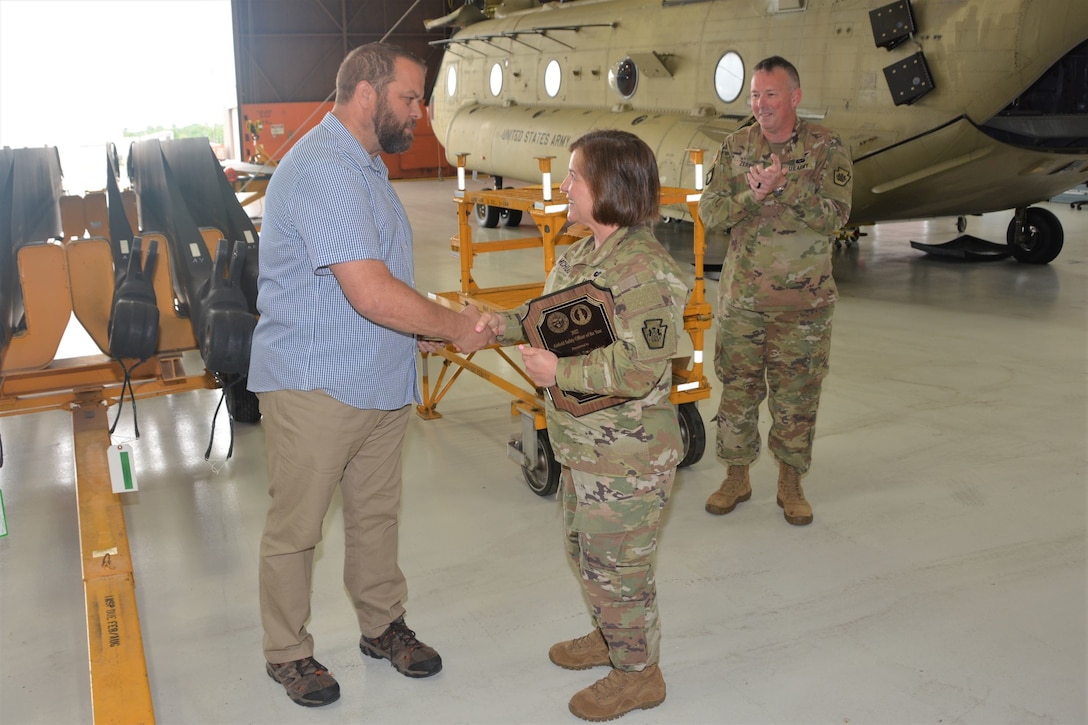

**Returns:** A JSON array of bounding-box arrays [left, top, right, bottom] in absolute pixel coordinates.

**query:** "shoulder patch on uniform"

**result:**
[[615, 273, 641, 292], [621, 284, 664, 314], [642, 319, 668, 349], [834, 167, 852, 187]]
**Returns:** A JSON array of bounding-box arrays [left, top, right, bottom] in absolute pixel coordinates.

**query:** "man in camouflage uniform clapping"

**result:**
[[699, 55, 853, 525]]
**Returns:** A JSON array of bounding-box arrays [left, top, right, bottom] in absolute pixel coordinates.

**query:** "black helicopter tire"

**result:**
[[476, 202, 501, 228], [1007, 206, 1064, 264], [677, 402, 706, 468], [522, 429, 560, 497], [501, 208, 523, 227]]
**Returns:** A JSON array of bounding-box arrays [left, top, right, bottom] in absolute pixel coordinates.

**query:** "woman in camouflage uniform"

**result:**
[[477, 129, 689, 721]]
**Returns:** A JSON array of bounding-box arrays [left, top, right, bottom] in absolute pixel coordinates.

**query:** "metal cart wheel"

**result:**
[[522, 428, 560, 496], [677, 402, 706, 468]]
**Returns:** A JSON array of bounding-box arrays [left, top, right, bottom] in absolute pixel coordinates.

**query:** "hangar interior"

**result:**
[[2, 186, 1085, 724], [1, 1, 1086, 724]]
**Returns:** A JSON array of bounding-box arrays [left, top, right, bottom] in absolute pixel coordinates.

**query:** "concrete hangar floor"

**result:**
[[1, 177, 1085, 725]]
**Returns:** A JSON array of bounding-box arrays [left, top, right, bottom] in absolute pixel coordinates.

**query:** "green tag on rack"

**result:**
[[106, 444, 139, 493]]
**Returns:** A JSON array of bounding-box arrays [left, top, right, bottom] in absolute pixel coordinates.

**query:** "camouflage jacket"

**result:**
[[699, 118, 853, 311], [498, 225, 689, 476]]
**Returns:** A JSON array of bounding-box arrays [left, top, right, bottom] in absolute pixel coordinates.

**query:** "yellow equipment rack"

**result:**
[[417, 154, 713, 496], [1, 189, 229, 725]]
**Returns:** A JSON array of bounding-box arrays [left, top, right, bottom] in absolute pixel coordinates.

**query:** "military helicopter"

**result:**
[[426, 0, 1088, 263]]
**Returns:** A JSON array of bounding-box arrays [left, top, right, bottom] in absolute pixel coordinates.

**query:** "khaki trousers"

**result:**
[[258, 389, 410, 663]]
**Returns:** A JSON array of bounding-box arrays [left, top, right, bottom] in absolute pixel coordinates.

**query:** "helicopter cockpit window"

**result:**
[[544, 59, 562, 97], [489, 63, 503, 97], [608, 57, 639, 99], [714, 51, 744, 103], [447, 65, 458, 97]]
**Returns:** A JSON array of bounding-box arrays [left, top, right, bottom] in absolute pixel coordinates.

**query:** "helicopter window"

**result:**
[[447, 65, 458, 97], [545, 59, 562, 97], [490, 63, 503, 96], [609, 57, 638, 99], [714, 51, 744, 103]]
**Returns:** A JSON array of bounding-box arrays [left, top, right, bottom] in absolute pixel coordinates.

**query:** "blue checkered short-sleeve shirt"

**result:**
[[247, 113, 418, 410]]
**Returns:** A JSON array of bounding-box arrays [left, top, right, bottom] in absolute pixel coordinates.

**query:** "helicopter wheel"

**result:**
[[500, 208, 523, 227], [1007, 206, 1064, 264], [475, 202, 501, 228]]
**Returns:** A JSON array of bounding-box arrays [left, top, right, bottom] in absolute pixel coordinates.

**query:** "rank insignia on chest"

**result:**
[[642, 319, 667, 349]]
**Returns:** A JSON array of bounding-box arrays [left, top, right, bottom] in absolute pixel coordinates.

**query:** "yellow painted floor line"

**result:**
[[72, 397, 155, 724]]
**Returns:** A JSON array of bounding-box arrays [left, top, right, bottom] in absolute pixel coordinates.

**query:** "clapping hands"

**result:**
[[747, 153, 786, 202]]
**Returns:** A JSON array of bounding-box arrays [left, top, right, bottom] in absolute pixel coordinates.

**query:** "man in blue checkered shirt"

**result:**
[[248, 42, 493, 708]]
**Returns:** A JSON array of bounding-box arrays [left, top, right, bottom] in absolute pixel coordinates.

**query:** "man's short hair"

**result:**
[[335, 43, 425, 104], [753, 56, 800, 88]]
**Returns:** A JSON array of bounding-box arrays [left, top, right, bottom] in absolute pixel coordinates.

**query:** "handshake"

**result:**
[[416, 305, 557, 389], [416, 304, 507, 354]]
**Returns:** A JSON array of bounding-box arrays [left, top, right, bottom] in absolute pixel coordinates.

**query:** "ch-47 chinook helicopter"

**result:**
[[425, 0, 1088, 263]]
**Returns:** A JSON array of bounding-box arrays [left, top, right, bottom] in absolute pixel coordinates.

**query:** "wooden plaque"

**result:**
[[520, 281, 625, 417]]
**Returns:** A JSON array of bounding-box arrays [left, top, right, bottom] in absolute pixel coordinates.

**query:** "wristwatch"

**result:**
[[773, 184, 786, 198]]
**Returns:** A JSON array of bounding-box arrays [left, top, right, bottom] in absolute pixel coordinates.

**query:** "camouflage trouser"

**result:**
[[713, 303, 834, 474], [561, 466, 674, 670]]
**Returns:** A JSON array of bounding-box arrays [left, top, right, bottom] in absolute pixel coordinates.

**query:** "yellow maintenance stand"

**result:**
[[418, 152, 713, 496]]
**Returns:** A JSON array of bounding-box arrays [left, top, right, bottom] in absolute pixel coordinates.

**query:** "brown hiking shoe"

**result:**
[[265, 656, 340, 707], [549, 629, 610, 670], [776, 461, 813, 525], [568, 664, 666, 721], [705, 464, 751, 515], [359, 616, 442, 678]]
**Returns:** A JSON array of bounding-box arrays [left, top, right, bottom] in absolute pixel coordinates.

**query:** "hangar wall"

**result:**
[[230, 0, 455, 177]]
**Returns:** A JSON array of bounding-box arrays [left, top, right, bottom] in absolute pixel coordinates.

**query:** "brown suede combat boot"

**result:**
[[549, 629, 610, 670], [568, 664, 666, 721], [776, 461, 813, 525], [705, 464, 751, 515]]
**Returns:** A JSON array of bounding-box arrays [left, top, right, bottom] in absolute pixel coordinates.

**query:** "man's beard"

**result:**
[[376, 99, 415, 154]]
